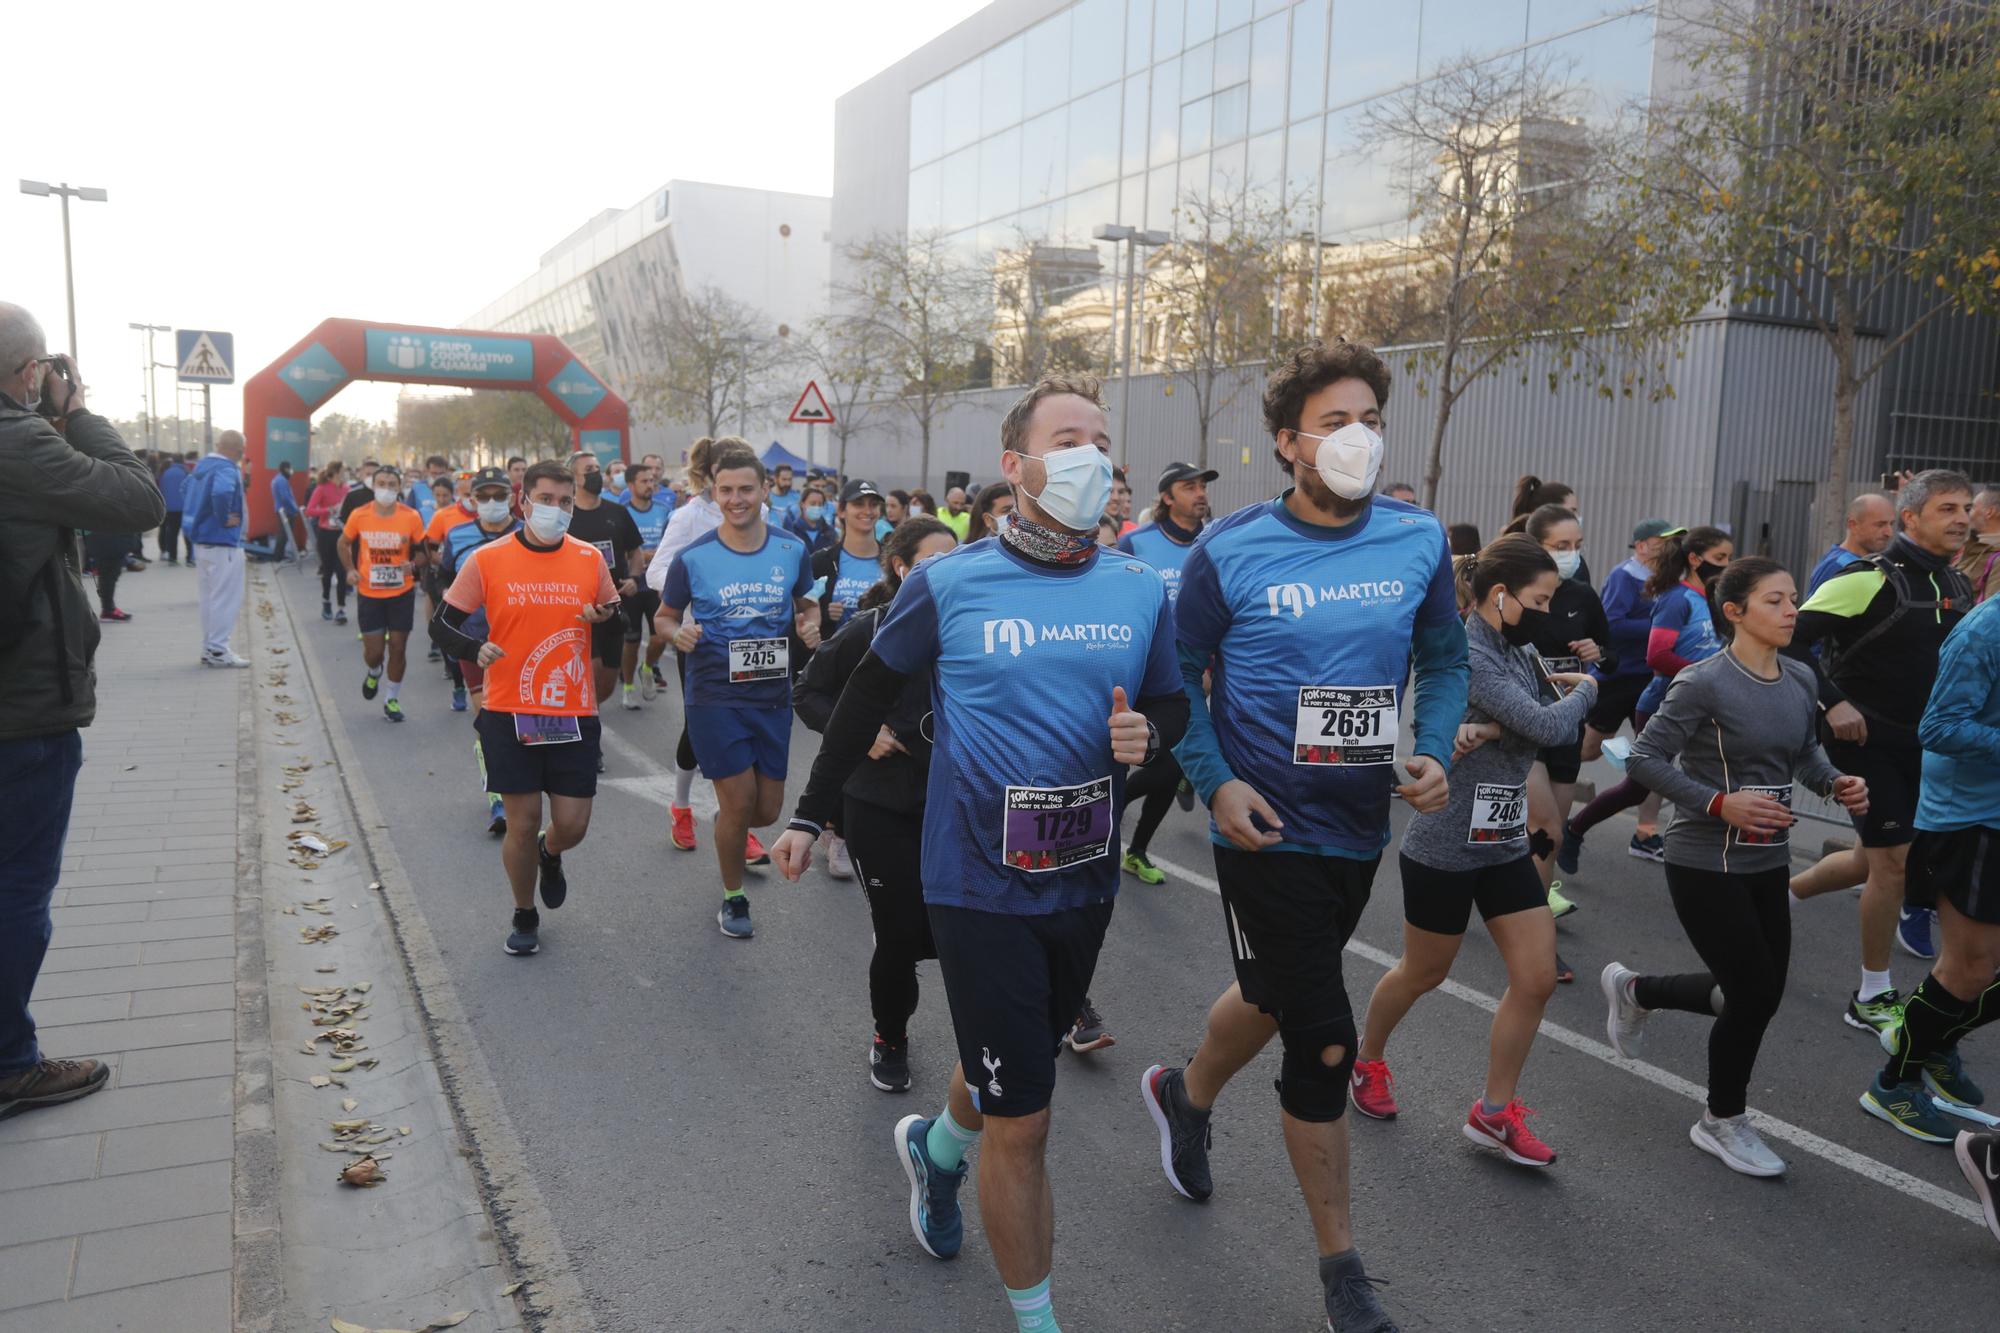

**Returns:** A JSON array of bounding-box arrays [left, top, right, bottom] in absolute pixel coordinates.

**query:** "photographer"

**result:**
[[0, 302, 164, 1119]]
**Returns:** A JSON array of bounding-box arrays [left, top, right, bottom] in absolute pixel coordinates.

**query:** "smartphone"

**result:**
[[1881, 472, 1901, 491], [1530, 651, 1570, 697]]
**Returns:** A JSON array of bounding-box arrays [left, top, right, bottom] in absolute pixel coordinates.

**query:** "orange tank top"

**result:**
[[455, 535, 614, 716]]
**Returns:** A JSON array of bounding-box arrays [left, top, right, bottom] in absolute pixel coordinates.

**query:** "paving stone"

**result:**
[[137, 938, 233, 965], [0, 1133, 100, 1192], [126, 984, 233, 1019], [44, 916, 232, 950], [113, 1041, 232, 1088], [70, 1213, 231, 1297], [0, 1270, 230, 1332], [97, 1116, 231, 1178], [26, 994, 131, 1029], [0, 1237, 75, 1311], [33, 1012, 231, 1059], [0, 1162, 229, 1247], [0, 1079, 228, 1145], [31, 959, 231, 1001]]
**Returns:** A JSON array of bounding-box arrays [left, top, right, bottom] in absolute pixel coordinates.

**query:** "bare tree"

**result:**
[[795, 313, 886, 480], [836, 230, 986, 491], [634, 284, 785, 440], [988, 226, 1113, 387]]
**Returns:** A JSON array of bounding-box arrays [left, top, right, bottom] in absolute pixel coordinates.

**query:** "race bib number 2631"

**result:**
[[1293, 686, 1397, 766]]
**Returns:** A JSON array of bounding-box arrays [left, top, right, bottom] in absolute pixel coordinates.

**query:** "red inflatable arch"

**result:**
[[242, 317, 630, 539]]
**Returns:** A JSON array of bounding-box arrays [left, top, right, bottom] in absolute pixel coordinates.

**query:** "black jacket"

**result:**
[[794, 603, 933, 815], [1527, 574, 1618, 680], [0, 405, 165, 739]]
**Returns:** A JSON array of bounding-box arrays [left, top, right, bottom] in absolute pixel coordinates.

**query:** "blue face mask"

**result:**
[[874, 517, 893, 541], [1012, 445, 1113, 533], [805, 504, 825, 524]]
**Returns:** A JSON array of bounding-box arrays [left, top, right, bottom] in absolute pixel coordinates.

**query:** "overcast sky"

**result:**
[[5, 0, 983, 434]]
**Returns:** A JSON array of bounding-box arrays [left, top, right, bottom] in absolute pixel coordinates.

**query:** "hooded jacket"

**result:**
[[181, 452, 246, 547]]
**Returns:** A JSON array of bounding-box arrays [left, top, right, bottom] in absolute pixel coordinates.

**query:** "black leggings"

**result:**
[[85, 534, 125, 613], [673, 648, 696, 773], [843, 793, 934, 1044], [159, 512, 184, 561], [316, 528, 349, 605], [1633, 863, 1791, 1119], [1125, 751, 1185, 856]]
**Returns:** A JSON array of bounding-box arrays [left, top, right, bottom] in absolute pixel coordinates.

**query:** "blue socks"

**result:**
[[925, 1108, 977, 1172], [1006, 1276, 1058, 1332]]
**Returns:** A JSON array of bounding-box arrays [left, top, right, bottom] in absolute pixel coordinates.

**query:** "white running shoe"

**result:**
[[640, 667, 659, 701], [1600, 962, 1649, 1059], [202, 650, 250, 669], [826, 833, 854, 881], [1690, 1112, 1786, 1177], [621, 684, 641, 711]]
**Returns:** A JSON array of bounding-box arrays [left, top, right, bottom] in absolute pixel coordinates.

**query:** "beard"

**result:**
[[1293, 464, 1373, 519]]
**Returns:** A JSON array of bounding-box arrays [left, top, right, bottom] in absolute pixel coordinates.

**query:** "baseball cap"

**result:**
[[1158, 462, 1220, 492], [470, 466, 510, 493], [1631, 518, 1686, 544], [840, 479, 884, 504]]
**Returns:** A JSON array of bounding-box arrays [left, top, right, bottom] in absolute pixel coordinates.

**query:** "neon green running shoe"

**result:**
[[1845, 989, 1904, 1035], [1122, 852, 1166, 885], [1548, 882, 1578, 919]]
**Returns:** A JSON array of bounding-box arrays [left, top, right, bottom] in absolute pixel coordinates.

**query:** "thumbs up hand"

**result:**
[[1108, 686, 1152, 766]]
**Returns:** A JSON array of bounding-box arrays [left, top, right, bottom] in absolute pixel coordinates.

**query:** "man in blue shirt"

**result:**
[[439, 468, 524, 831], [1806, 491, 1895, 597], [767, 463, 802, 522], [618, 462, 675, 707], [772, 377, 1189, 1333], [182, 432, 250, 668], [269, 461, 302, 563], [658, 444, 820, 938], [1139, 342, 1468, 1333], [158, 453, 193, 563]]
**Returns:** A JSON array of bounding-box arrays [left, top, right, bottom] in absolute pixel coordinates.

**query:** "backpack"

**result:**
[[1822, 552, 1973, 685]]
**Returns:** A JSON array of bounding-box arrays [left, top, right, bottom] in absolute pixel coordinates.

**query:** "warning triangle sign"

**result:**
[[788, 381, 835, 425], [179, 332, 232, 382]]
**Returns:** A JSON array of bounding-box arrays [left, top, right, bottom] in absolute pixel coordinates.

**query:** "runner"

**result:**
[[617, 462, 674, 710], [808, 479, 888, 878], [337, 462, 378, 528], [1114, 461, 1214, 887], [1601, 557, 1867, 1177], [1806, 492, 1896, 597], [1786, 470, 1974, 1026], [1860, 590, 2000, 1141], [768, 462, 802, 524], [1558, 526, 1732, 875], [1580, 519, 1678, 854], [564, 451, 646, 730], [303, 461, 351, 624], [788, 482, 837, 551], [1138, 341, 1466, 1333], [657, 444, 819, 938], [1352, 535, 1595, 1167], [1509, 476, 1588, 584], [429, 460, 619, 956], [795, 516, 958, 1090], [438, 468, 524, 833], [967, 482, 1017, 540], [425, 479, 479, 692], [771, 376, 1184, 1333], [338, 466, 428, 723]]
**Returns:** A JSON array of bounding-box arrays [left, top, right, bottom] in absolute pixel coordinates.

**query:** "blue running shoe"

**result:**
[[451, 685, 468, 712], [1898, 907, 1938, 960], [1923, 1046, 1985, 1108], [895, 1114, 967, 1259], [1861, 1075, 1957, 1143], [1556, 824, 1584, 876], [487, 798, 507, 836], [718, 894, 753, 939]]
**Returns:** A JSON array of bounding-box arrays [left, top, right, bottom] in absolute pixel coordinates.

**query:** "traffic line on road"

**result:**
[[1143, 852, 1986, 1229], [597, 721, 719, 819]]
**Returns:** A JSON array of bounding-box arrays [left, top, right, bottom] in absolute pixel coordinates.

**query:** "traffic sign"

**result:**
[[176, 330, 235, 384], [788, 381, 835, 425]]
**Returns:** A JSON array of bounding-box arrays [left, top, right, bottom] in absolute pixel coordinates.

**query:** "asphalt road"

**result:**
[[274, 567, 2000, 1332]]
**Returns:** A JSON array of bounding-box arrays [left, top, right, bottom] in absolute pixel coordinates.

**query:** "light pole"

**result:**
[[20, 181, 109, 360], [1092, 224, 1171, 444], [129, 322, 170, 450]]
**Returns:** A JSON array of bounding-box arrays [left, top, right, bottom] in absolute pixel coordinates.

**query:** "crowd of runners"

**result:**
[[256, 340, 2000, 1332]]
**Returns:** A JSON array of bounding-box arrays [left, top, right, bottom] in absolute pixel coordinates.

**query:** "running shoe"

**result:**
[[869, 1036, 911, 1093], [670, 806, 697, 852], [895, 1113, 968, 1259], [1954, 1131, 2000, 1245], [1554, 953, 1575, 985], [1547, 882, 1578, 918], [1122, 851, 1166, 885], [1861, 1075, 1957, 1142], [1690, 1111, 1786, 1177], [1845, 988, 1904, 1035], [1921, 1047, 1985, 1107], [321, 601, 333, 621], [640, 667, 659, 700], [362, 673, 380, 701], [1140, 1064, 1213, 1202], [1600, 962, 1650, 1059], [1176, 779, 1195, 812], [822, 832, 851, 879], [1897, 906, 1939, 960], [201, 650, 250, 669], [621, 683, 640, 711], [1463, 1099, 1557, 1167], [451, 685, 468, 712], [99, 607, 132, 622], [334, 607, 347, 625], [1068, 998, 1114, 1053], [1556, 824, 1584, 876], [383, 699, 404, 723], [426, 644, 441, 662], [1323, 1259, 1396, 1333], [746, 832, 772, 869], [504, 908, 540, 956], [1350, 1058, 1398, 1120], [536, 833, 567, 909], [487, 798, 506, 836], [718, 894, 753, 939], [1627, 832, 1666, 863]]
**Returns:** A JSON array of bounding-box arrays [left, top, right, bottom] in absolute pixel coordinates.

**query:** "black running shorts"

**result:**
[[621, 588, 661, 644], [1908, 825, 2000, 926], [1586, 673, 1649, 735], [1400, 853, 1549, 936], [1823, 738, 1920, 848], [589, 612, 624, 669], [1212, 845, 1378, 1021], [474, 711, 602, 799], [355, 590, 415, 636]]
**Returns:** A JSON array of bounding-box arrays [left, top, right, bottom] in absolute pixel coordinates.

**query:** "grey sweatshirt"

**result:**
[[1403, 615, 1597, 870], [1627, 649, 1845, 874]]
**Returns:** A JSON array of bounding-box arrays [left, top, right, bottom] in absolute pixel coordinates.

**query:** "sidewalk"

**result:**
[[0, 561, 242, 1330]]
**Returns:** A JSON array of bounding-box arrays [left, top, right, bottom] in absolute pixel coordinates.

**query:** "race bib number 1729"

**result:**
[[1293, 686, 1397, 766]]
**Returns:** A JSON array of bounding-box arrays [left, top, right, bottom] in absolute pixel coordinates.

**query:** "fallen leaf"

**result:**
[[309, 1075, 332, 1088], [338, 1155, 384, 1187], [122, 764, 137, 771], [367, 880, 383, 892], [329, 1059, 356, 1073], [398, 1126, 412, 1136], [282, 906, 297, 915], [330, 1317, 371, 1332], [426, 1316, 472, 1331], [295, 834, 330, 854], [315, 965, 338, 974], [500, 1280, 524, 1296], [352, 981, 372, 993], [330, 1118, 369, 1132], [341, 1098, 358, 1113]]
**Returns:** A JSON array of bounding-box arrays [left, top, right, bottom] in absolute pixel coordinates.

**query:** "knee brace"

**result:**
[[1529, 827, 1555, 861], [1274, 1010, 1359, 1122]]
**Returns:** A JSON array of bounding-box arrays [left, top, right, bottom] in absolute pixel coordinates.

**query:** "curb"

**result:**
[[271, 570, 595, 1333]]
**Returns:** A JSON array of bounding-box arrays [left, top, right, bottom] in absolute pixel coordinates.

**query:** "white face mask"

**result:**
[[458, 495, 476, 513], [1295, 423, 1382, 501], [907, 502, 925, 516], [1013, 444, 1113, 533], [609, 472, 625, 488], [476, 499, 511, 525], [373, 485, 399, 506], [1551, 549, 1583, 580], [526, 502, 571, 542]]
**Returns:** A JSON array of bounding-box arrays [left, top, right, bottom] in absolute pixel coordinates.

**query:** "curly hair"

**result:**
[[1263, 339, 1392, 473]]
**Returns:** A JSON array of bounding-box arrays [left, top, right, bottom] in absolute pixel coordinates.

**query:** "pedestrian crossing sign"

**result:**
[[176, 330, 235, 384]]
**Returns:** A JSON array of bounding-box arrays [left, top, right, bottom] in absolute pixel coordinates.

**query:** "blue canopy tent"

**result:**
[[759, 441, 828, 476]]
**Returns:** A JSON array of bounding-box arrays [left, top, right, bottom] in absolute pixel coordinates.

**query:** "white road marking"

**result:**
[[1143, 852, 1985, 1228], [597, 722, 719, 818]]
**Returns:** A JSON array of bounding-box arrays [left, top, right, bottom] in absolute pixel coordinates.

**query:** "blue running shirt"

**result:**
[[661, 527, 813, 708], [1116, 524, 1196, 603], [623, 497, 672, 552], [1636, 582, 1721, 715], [1176, 495, 1461, 855], [440, 519, 522, 639], [870, 537, 1181, 915], [830, 546, 879, 616]]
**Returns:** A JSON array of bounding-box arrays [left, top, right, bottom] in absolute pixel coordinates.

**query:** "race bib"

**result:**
[[728, 637, 789, 683], [368, 562, 404, 589], [1001, 778, 1113, 873], [1736, 782, 1793, 846], [592, 538, 616, 567], [1468, 782, 1528, 844], [514, 714, 581, 746], [1293, 686, 1398, 766]]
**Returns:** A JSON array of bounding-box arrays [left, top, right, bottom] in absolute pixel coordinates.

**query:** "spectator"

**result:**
[[1109, 468, 1138, 536], [885, 489, 910, 527], [1955, 486, 2000, 603], [1384, 482, 1418, 504], [157, 451, 192, 564], [182, 430, 251, 668], [1807, 492, 1895, 597], [270, 460, 302, 562], [1511, 476, 1587, 583], [1447, 523, 1483, 556], [0, 305, 164, 1120], [939, 485, 972, 540], [1095, 513, 1121, 547]]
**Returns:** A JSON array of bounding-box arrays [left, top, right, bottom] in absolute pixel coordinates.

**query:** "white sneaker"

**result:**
[[825, 832, 854, 881], [202, 650, 249, 669], [640, 668, 659, 701], [621, 685, 641, 711], [1690, 1112, 1786, 1177], [1600, 962, 1649, 1059]]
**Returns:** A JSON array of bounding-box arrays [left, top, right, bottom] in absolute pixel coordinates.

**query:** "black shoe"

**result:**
[[427, 645, 442, 662], [1176, 779, 1195, 812], [870, 1035, 912, 1093], [1324, 1255, 1396, 1333], [537, 833, 568, 909], [321, 601, 333, 621], [362, 673, 380, 700], [1957, 1131, 2000, 1245], [1141, 1064, 1213, 1202], [505, 907, 540, 956], [334, 608, 348, 625]]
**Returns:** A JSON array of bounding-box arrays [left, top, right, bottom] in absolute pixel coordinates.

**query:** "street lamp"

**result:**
[[20, 181, 109, 361], [1092, 223, 1171, 444], [129, 322, 171, 450]]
